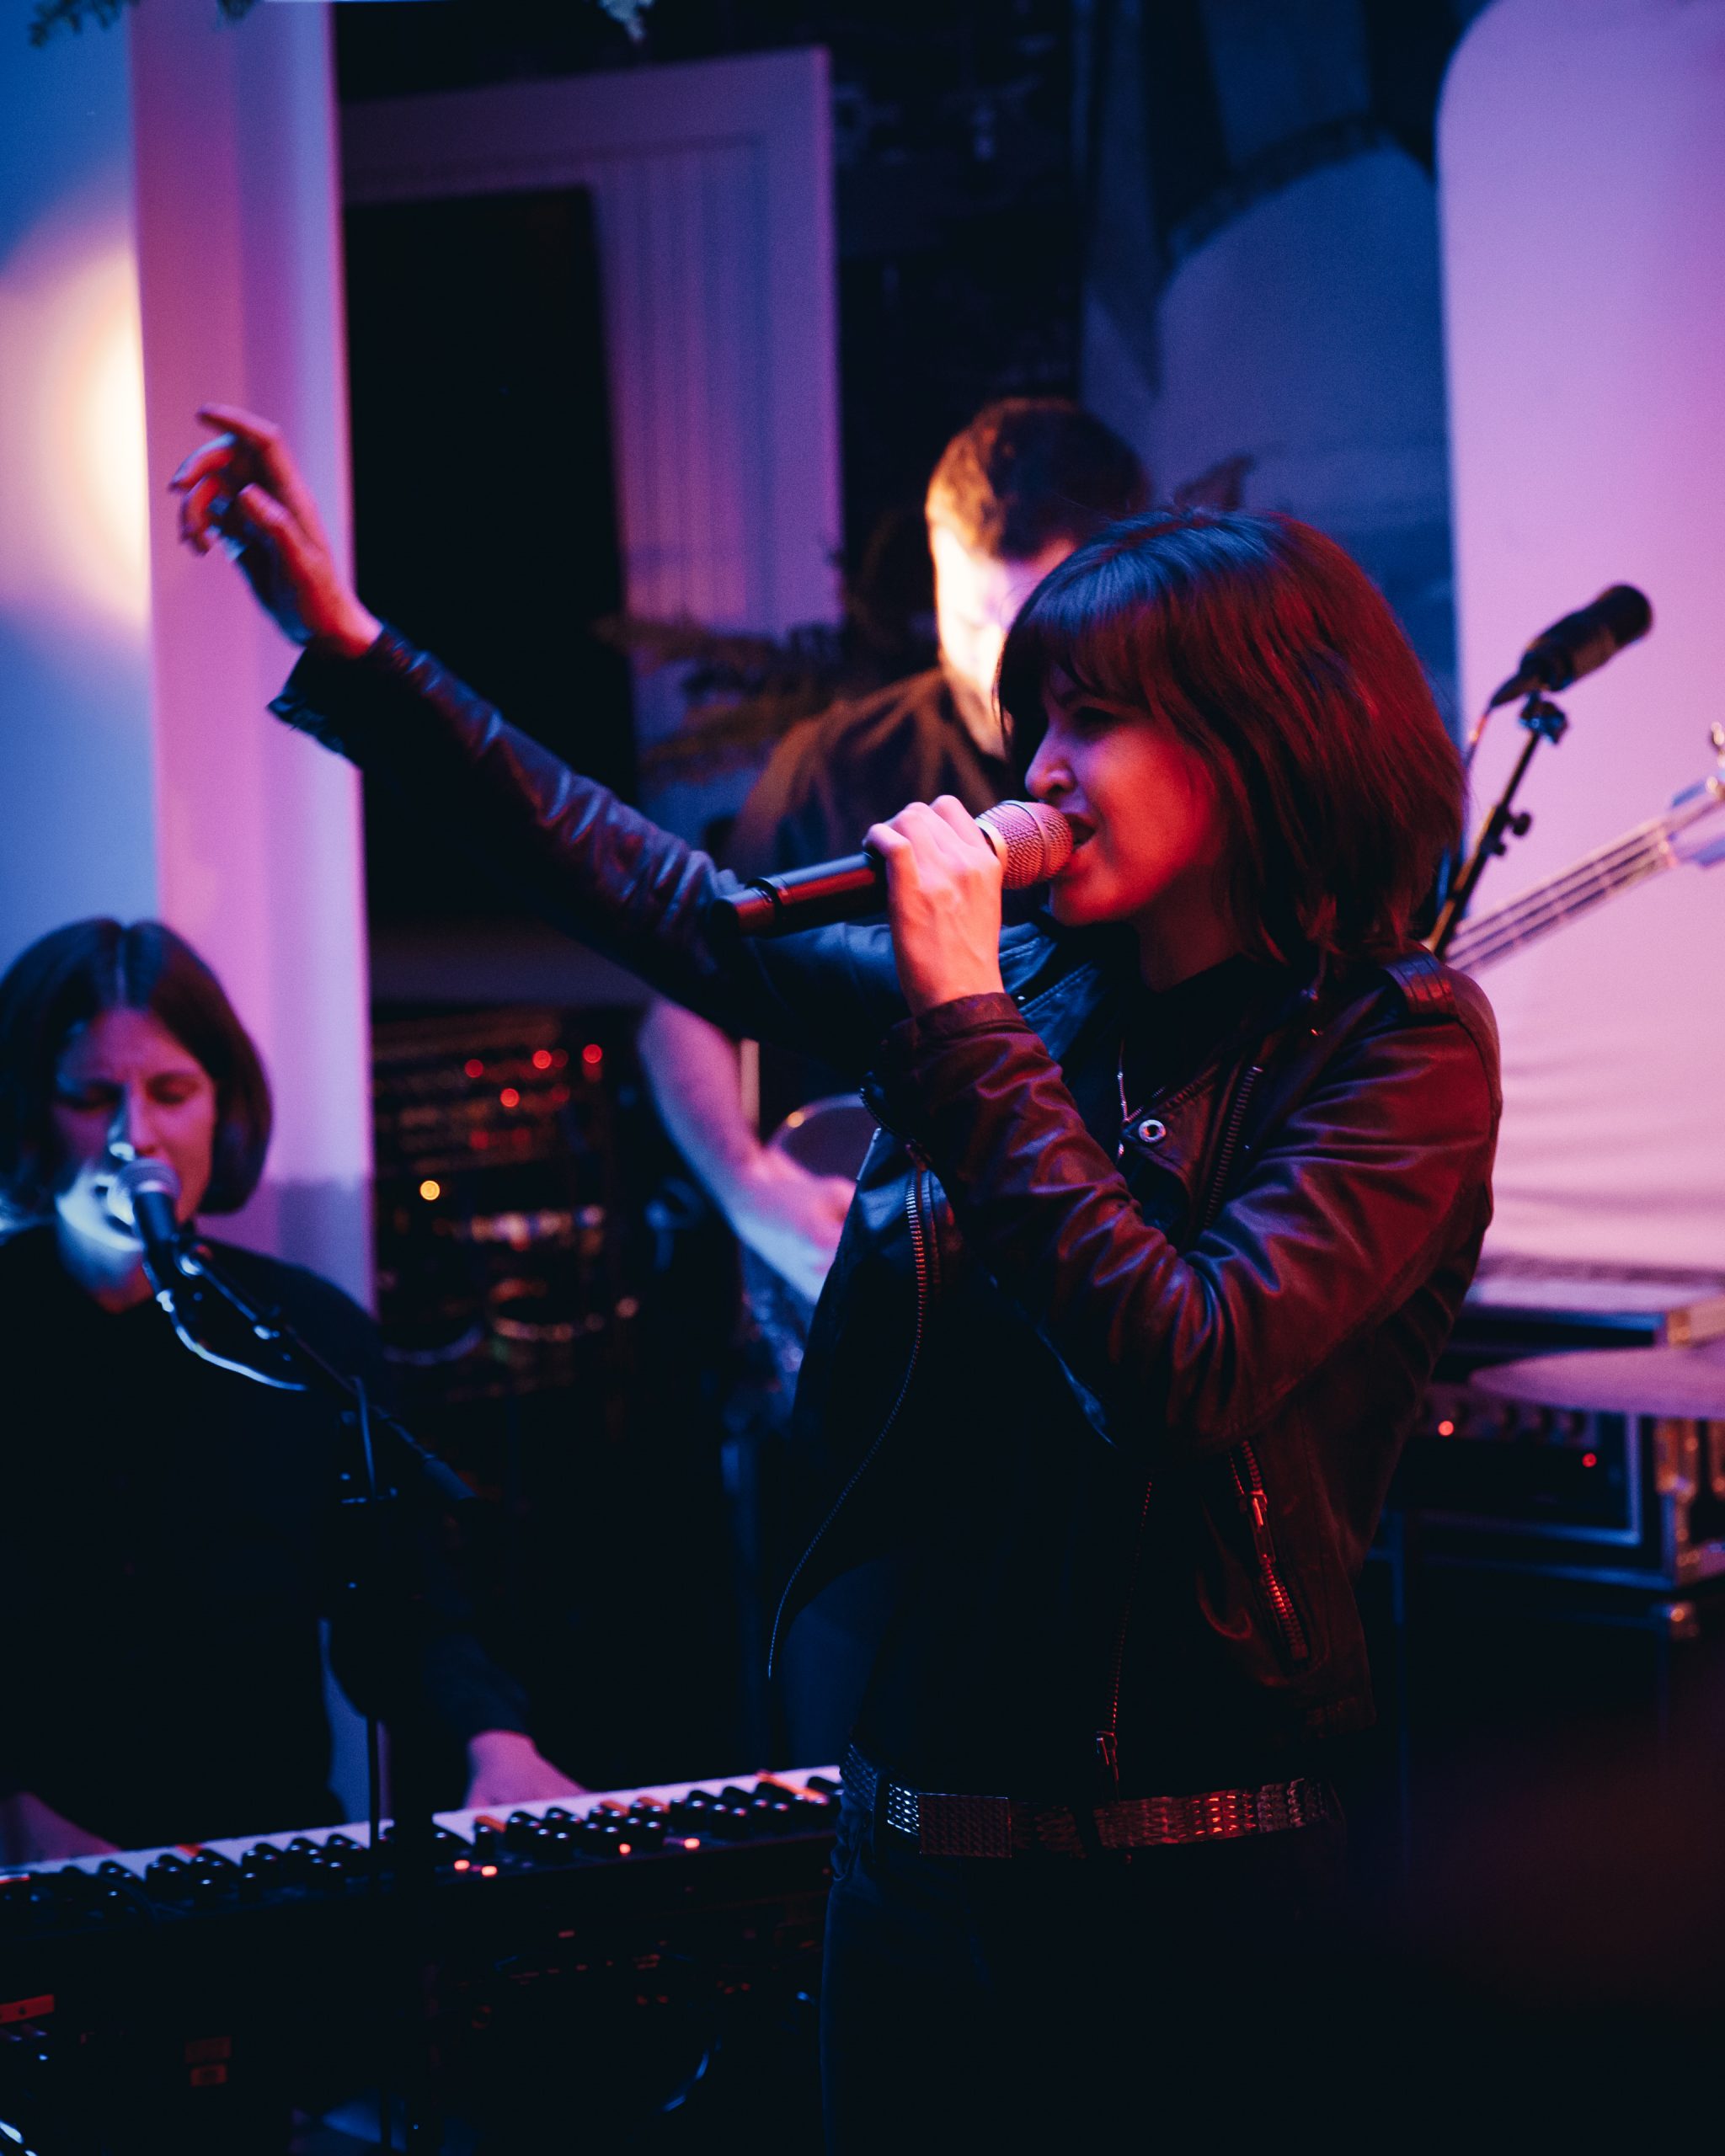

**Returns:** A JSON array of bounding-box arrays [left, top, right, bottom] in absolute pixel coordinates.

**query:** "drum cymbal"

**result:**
[[1471, 1337, 1725, 1419]]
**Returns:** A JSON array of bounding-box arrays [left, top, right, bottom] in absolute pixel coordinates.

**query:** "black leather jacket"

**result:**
[[276, 631, 1501, 1796]]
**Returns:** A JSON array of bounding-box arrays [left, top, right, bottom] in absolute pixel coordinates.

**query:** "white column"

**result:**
[[1439, 0, 1725, 1269], [130, 2, 372, 1303], [0, 25, 154, 951]]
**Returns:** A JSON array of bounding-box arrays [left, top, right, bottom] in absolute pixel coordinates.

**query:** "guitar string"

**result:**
[[1446, 812, 1681, 953], [1451, 840, 1669, 966], [1449, 835, 1671, 968]]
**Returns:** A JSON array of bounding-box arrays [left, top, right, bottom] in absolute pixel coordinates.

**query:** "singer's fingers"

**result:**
[[929, 794, 1003, 867], [879, 800, 953, 849], [864, 818, 913, 865], [193, 403, 281, 452], [231, 482, 312, 574], [191, 406, 332, 548], [178, 472, 232, 553], [168, 435, 240, 494]]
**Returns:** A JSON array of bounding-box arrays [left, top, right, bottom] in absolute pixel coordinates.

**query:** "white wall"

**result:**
[[0, 8, 371, 1306], [0, 24, 155, 945], [1440, 0, 1725, 1270], [131, 3, 371, 1304]]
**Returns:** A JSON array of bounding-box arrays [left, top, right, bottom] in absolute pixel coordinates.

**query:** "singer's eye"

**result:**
[[54, 1084, 119, 1113]]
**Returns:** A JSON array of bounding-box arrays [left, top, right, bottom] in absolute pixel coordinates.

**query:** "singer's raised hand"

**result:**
[[169, 407, 381, 658], [866, 797, 1006, 1017]]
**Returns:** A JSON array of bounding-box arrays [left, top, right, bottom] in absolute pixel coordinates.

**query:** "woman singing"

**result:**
[[175, 408, 1498, 2142]]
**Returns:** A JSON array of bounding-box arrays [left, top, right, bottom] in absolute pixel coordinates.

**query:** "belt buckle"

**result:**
[[918, 1790, 1013, 1860]]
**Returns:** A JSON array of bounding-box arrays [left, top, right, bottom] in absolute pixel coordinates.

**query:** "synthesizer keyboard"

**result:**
[[0, 1770, 841, 2151], [1, 1766, 841, 1945]]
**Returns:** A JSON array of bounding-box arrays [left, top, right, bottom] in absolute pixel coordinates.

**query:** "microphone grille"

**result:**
[[110, 1155, 182, 1226], [977, 800, 1074, 890]]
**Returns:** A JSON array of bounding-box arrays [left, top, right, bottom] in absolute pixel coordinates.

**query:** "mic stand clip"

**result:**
[[1429, 691, 1568, 959]]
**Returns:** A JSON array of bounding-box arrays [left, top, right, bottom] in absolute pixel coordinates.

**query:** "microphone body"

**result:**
[[717, 800, 1074, 937], [1487, 584, 1652, 709], [111, 1156, 187, 1289]]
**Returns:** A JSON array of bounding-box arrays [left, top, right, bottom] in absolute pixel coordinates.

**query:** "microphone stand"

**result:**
[[1429, 691, 1569, 959], [141, 1232, 467, 2152]]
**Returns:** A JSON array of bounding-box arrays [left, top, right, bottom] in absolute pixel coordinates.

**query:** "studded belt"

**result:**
[[841, 1747, 1333, 1860]]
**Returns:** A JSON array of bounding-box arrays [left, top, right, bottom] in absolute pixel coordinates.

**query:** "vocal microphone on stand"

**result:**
[[716, 799, 1075, 937], [109, 1155, 189, 1299], [1465, 584, 1653, 762]]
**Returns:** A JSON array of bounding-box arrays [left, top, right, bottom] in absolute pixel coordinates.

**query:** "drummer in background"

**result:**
[[638, 405, 1147, 1759], [0, 917, 582, 1865]]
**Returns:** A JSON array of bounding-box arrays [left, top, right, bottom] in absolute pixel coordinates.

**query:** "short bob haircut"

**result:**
[[999, 509, 1462, 967], [0, 919, 272, 1219]]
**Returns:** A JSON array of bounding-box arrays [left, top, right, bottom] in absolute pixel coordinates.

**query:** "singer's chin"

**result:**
[[1043, 873, 1097, 927]]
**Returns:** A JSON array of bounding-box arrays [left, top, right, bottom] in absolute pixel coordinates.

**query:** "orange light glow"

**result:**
[[532, 1049, 554, 1070], [452, 1859, 470, 1872], [419, 1179, 441, 1202], [499, 1087, 521, 1109], [479, 1864, 499, 1878], [0, 232, 147, 638], [618, 1843, 633, 1856], [682, 1836, 701, 1850], [581, 1043, 604, 1069], [1436, 1419, 1455, 1437]]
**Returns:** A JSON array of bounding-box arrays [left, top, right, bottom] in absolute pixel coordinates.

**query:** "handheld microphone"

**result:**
[[716, 799, 1075, 937], [1486, 584, 1652, 710], [110, 1155, 187, 1291]]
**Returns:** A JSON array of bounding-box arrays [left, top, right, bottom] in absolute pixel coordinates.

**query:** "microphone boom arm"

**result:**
[[149, 1230, 473, 1511]]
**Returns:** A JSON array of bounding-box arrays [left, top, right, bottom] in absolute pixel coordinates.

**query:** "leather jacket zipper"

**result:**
[[766, 1164, 932, 1677], [1201, 1063, 1263, 1233], [1096, 1059, 1269, 1781], [1231, 1438, 1310, 1664]]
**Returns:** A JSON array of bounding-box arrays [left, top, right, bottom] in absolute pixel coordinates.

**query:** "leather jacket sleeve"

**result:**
[[271, 630, 906, 1077], [872, 986, 1498, 1458]]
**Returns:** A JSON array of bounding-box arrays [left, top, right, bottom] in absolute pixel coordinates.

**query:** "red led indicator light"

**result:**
[[1583, 1451, 1598, 1468], [499, 1087, 521, 1109], [531, 1049, 553, 1070], [464, 1059, 483, 1079], [1436, 1419, 1455, 1438], [682, 1836, 701, 1850], [479, 1864, 499, 1878], [617, 1843, 632, 1856], [452, 1859, 470, 1872], [581, 1043, 604, 1069]]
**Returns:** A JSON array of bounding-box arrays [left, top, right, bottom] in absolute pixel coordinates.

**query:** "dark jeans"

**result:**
[[820, 1790, 1347, 2151]]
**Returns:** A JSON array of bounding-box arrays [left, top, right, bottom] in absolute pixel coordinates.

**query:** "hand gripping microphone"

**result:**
[[1485, 584, 1652, 710], [716, 799, 1075, 937], [111, 1155, 188, 1291]]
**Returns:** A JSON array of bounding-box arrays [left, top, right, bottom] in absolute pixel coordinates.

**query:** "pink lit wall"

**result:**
[[1439, 0, 1725, 1271], [130, 3, 371, 1305], [0, 27, 156, 947]]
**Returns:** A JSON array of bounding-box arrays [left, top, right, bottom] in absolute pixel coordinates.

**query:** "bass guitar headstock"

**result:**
[[1665, 725, 1725, 868]]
